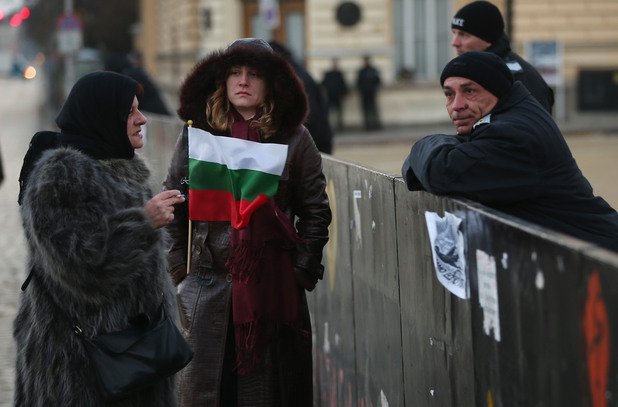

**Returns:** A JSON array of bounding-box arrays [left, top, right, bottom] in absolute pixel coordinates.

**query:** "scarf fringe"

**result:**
[[226, 239, 265, 284], [227, 199, 308, 376]]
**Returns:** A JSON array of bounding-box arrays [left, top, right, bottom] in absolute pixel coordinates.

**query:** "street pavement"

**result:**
[[1, 75, 617, 405], [0, 77, 41, 405]]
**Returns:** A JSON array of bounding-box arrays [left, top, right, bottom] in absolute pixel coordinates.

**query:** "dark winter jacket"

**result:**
[[268, 41, 334, 154], [292, 60, 334, 154], [14, 148, 177, 406], [356, 65, 381, 96], [488, 34, 554, 113], [402, 82, 618, 252], [164, 41, 331, 406], [0, 142, 4, 186], [322, 68, 348, 106]]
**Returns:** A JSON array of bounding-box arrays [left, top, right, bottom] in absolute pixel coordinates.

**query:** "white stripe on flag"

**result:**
[[188, 127, 288, 176]]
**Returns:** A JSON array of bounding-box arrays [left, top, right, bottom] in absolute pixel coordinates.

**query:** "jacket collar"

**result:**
[[491, 81, 530, 115], [467, 82, 531, 135], [485, 33, 512, 59]]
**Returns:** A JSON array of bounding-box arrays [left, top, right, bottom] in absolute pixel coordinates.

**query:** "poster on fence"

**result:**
[[424, 211, 469, 299], [476, 249, 501, 342]]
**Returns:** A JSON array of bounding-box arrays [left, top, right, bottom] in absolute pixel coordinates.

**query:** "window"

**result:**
[[244, 0, 305, 62], [393, 0, 453, 82]]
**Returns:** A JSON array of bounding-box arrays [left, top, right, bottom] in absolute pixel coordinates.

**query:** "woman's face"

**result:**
[[126, 96, 147, 149], [226, 65, 266, 119]]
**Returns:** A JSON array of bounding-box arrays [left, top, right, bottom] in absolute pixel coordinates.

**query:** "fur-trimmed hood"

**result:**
[[177, 40, 308, 137]]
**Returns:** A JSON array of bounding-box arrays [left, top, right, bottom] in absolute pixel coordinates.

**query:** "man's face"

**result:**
[[443, 77, 499, 135], [451, 29, 492, 55]]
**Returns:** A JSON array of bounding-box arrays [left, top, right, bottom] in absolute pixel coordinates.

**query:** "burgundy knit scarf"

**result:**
[[225, 111, 308, 375]]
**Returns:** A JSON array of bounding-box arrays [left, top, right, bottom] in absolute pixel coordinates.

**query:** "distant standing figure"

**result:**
[[321, 58, 348, 131], [356, 55, 382, 130], [105, 52, 171, 115], [269, 41, 334, 154], [0, 142, 4, 186], [125, 51, 171, 115]]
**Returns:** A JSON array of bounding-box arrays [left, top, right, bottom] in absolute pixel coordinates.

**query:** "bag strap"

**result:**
[[21, 266, 83, 335], [21, 268, 34, 291]]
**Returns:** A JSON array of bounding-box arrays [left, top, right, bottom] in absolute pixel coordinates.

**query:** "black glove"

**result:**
[[294, 265, 324, 291]]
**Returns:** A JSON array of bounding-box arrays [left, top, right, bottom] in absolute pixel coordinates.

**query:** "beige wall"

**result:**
[[140, 0, 618, 124], [515, 0, 618, 82], [142, 0, 618, 86], [307, 0, 395, 85], [135, 0, 158, 76], [453, 0, 618, 82], [197, 0, 242, 56], [138, 0, 244, 111]]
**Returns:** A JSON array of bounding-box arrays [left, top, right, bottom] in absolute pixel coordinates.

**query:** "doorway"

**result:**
[[243, 0, 305, 62]]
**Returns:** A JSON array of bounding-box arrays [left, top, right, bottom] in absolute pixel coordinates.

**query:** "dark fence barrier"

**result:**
[[142, 117, 618, 407]]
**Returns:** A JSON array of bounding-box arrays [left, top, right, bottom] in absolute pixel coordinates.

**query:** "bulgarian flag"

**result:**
[[188, 126, 288, 229]]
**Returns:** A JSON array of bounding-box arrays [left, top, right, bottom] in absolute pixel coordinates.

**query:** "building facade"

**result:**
[[137, 0, 618, 126]]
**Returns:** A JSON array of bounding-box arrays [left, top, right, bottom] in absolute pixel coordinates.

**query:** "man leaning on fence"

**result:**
[[401, 51, 618, 252]]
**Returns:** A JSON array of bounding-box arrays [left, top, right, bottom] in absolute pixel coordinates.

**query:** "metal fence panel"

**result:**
[[141, 118, 618, 406], [347, 165, 404, 406], [312, 157, 358, 406]]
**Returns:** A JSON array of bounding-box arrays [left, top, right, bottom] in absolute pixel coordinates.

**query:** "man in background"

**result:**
[[322, 58, 348, 132], [269, 41, 334, 154], [451, 0, 554, 113], [356, 55, 382, 131], [105, 51, 170, 115]]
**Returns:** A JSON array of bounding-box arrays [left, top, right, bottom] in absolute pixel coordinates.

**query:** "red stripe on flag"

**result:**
[[189, 189, 269, 229]]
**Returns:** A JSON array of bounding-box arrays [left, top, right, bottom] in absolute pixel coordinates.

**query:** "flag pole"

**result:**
[[186, 120, 193, 275], [186, 220, 192, 274]]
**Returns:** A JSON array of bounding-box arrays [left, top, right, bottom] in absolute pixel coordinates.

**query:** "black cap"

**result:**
[[227, 38, 273, 53], [440, 51, 513, 98], [451, 1, 504, 43]]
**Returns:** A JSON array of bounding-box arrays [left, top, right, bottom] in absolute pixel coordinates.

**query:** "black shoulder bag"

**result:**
[[73, 302, 193, 401], [22, 269, 193, 402]]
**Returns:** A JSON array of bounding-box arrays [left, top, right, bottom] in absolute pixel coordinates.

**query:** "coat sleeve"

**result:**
[[289, 129, 332, 284], [402, 134, 462, 191], [403, 127, 544, 204], [21, 148, 161, 291], [162, 129, 190, 285]]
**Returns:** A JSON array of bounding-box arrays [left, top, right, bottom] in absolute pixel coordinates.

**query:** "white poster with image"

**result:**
[[424, 211, 469, 299]]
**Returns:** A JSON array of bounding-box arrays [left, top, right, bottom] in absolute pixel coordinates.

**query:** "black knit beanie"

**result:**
[[451, 1, 504, 43], [440, 51, 514, 98]]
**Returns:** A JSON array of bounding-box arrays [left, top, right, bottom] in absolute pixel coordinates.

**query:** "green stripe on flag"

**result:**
[[189, 158, 280, 201]]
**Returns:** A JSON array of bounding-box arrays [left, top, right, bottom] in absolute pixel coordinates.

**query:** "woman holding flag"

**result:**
[[163, 38, 331, 406]]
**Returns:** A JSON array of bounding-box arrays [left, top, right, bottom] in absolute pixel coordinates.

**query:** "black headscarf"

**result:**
[[56, 71, 142, 160], [18, 71, 142, 205]]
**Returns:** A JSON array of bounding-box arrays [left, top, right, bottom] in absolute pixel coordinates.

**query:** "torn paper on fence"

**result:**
[[476, 249, 501, 341], [425, 211, 469, 299]]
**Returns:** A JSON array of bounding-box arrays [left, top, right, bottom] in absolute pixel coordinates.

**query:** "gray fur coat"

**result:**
[[14, 147, 177, 406]]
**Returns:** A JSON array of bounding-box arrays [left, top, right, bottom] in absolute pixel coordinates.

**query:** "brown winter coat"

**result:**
[[163, 41, 331, 406]]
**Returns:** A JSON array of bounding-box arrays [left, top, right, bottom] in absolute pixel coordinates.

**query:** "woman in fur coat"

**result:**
[[163, 38, 332, 406], [14, 71, 185, 406]]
